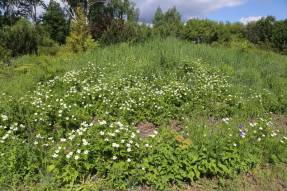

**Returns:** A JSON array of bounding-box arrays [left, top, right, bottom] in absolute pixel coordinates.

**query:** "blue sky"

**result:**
[[133, 0, 287, 23], [208, 0, 287, 23]]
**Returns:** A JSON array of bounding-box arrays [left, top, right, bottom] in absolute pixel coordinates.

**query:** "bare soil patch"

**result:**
[[136, 121, 157, 138]]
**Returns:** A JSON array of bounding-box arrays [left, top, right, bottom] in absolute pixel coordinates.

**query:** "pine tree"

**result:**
[[42, 0, 67, 44], [153, 7, 164, 26], [67, 6, 96, 52], [152, 6, 182, 37]]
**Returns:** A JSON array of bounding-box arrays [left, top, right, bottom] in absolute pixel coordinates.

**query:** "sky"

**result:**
[[133, 0, 287, 23]]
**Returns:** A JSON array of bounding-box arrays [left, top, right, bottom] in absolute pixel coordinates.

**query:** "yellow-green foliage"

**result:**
[[67, 7, 97, 52]]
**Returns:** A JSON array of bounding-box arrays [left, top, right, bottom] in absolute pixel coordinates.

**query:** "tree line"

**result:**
[[1, 0, 287, 63]]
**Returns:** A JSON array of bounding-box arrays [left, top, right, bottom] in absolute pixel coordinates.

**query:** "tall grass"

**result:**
[[1, 38, 287, 111]]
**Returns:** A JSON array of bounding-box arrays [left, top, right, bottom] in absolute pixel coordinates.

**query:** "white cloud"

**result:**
[[240, 16, 263, 24], [133, 0, 245, 22]]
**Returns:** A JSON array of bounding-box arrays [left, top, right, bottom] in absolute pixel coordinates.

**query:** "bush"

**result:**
[[182, 19, 219, 44], [0, 43, 11, 64], [100, 20, 152, 45], [245, 16, 275, 45], [33, 25, 60, 56], [229, 38, 254, 51], [2, 19, 39, 57], [38, 36, 60, 56], [271, 21, 287, 52]]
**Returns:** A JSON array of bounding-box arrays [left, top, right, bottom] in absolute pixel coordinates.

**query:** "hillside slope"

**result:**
[[0, 38, 287, 190]]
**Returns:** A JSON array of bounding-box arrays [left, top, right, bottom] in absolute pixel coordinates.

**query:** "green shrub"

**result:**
[[38, 36, 60, 56], [100, 20, 152, 45], [182, 19, 219, 44], [2, 19, 39, 57], [0, 43, 11, 64], [271, 21, 287, 52]]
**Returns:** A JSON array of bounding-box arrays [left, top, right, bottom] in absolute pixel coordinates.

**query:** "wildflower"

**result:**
[[121, 139, 125, 143], [1, 114, 8, 121], [126, 143, 131, 148], [99, 120, 107, 125], [115, 129, 120, 133], [257, 137, 261, 142], [76, 149, 81, 154], [82, 139, 89, 146], [144, 143, 149, 148], [74, 155, 80, 160], [250, 122, 257, 127], [267, 121, 273, 126], [100, 131, 105, 136], [83, 150, 89, 155], [34, 141, 39, 145], [240, 130, 246, 138], [233, 143, 237, 147], [60, 138, 66, 142], [127, 158, 131, 162], [2, 134, 9, 140], [109, 133, 115, 137], [52, 154, 58, 158], [270, 132, 277, 137], [222, 118, 230, 124], [115, 121, 123, 127], [127, 148, 132, 152], [112, 156, 117, 160], [112, 143, 120, 148], [66, 152, 73, 159]]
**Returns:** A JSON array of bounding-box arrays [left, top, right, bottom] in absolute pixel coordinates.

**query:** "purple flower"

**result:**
[[240, 129, 246, 138]]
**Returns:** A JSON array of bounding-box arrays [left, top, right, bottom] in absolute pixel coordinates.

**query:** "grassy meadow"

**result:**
[[0, 38, 287, 190]]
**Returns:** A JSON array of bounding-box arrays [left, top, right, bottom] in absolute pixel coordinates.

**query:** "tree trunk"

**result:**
[[33, 1, 37, 24]]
